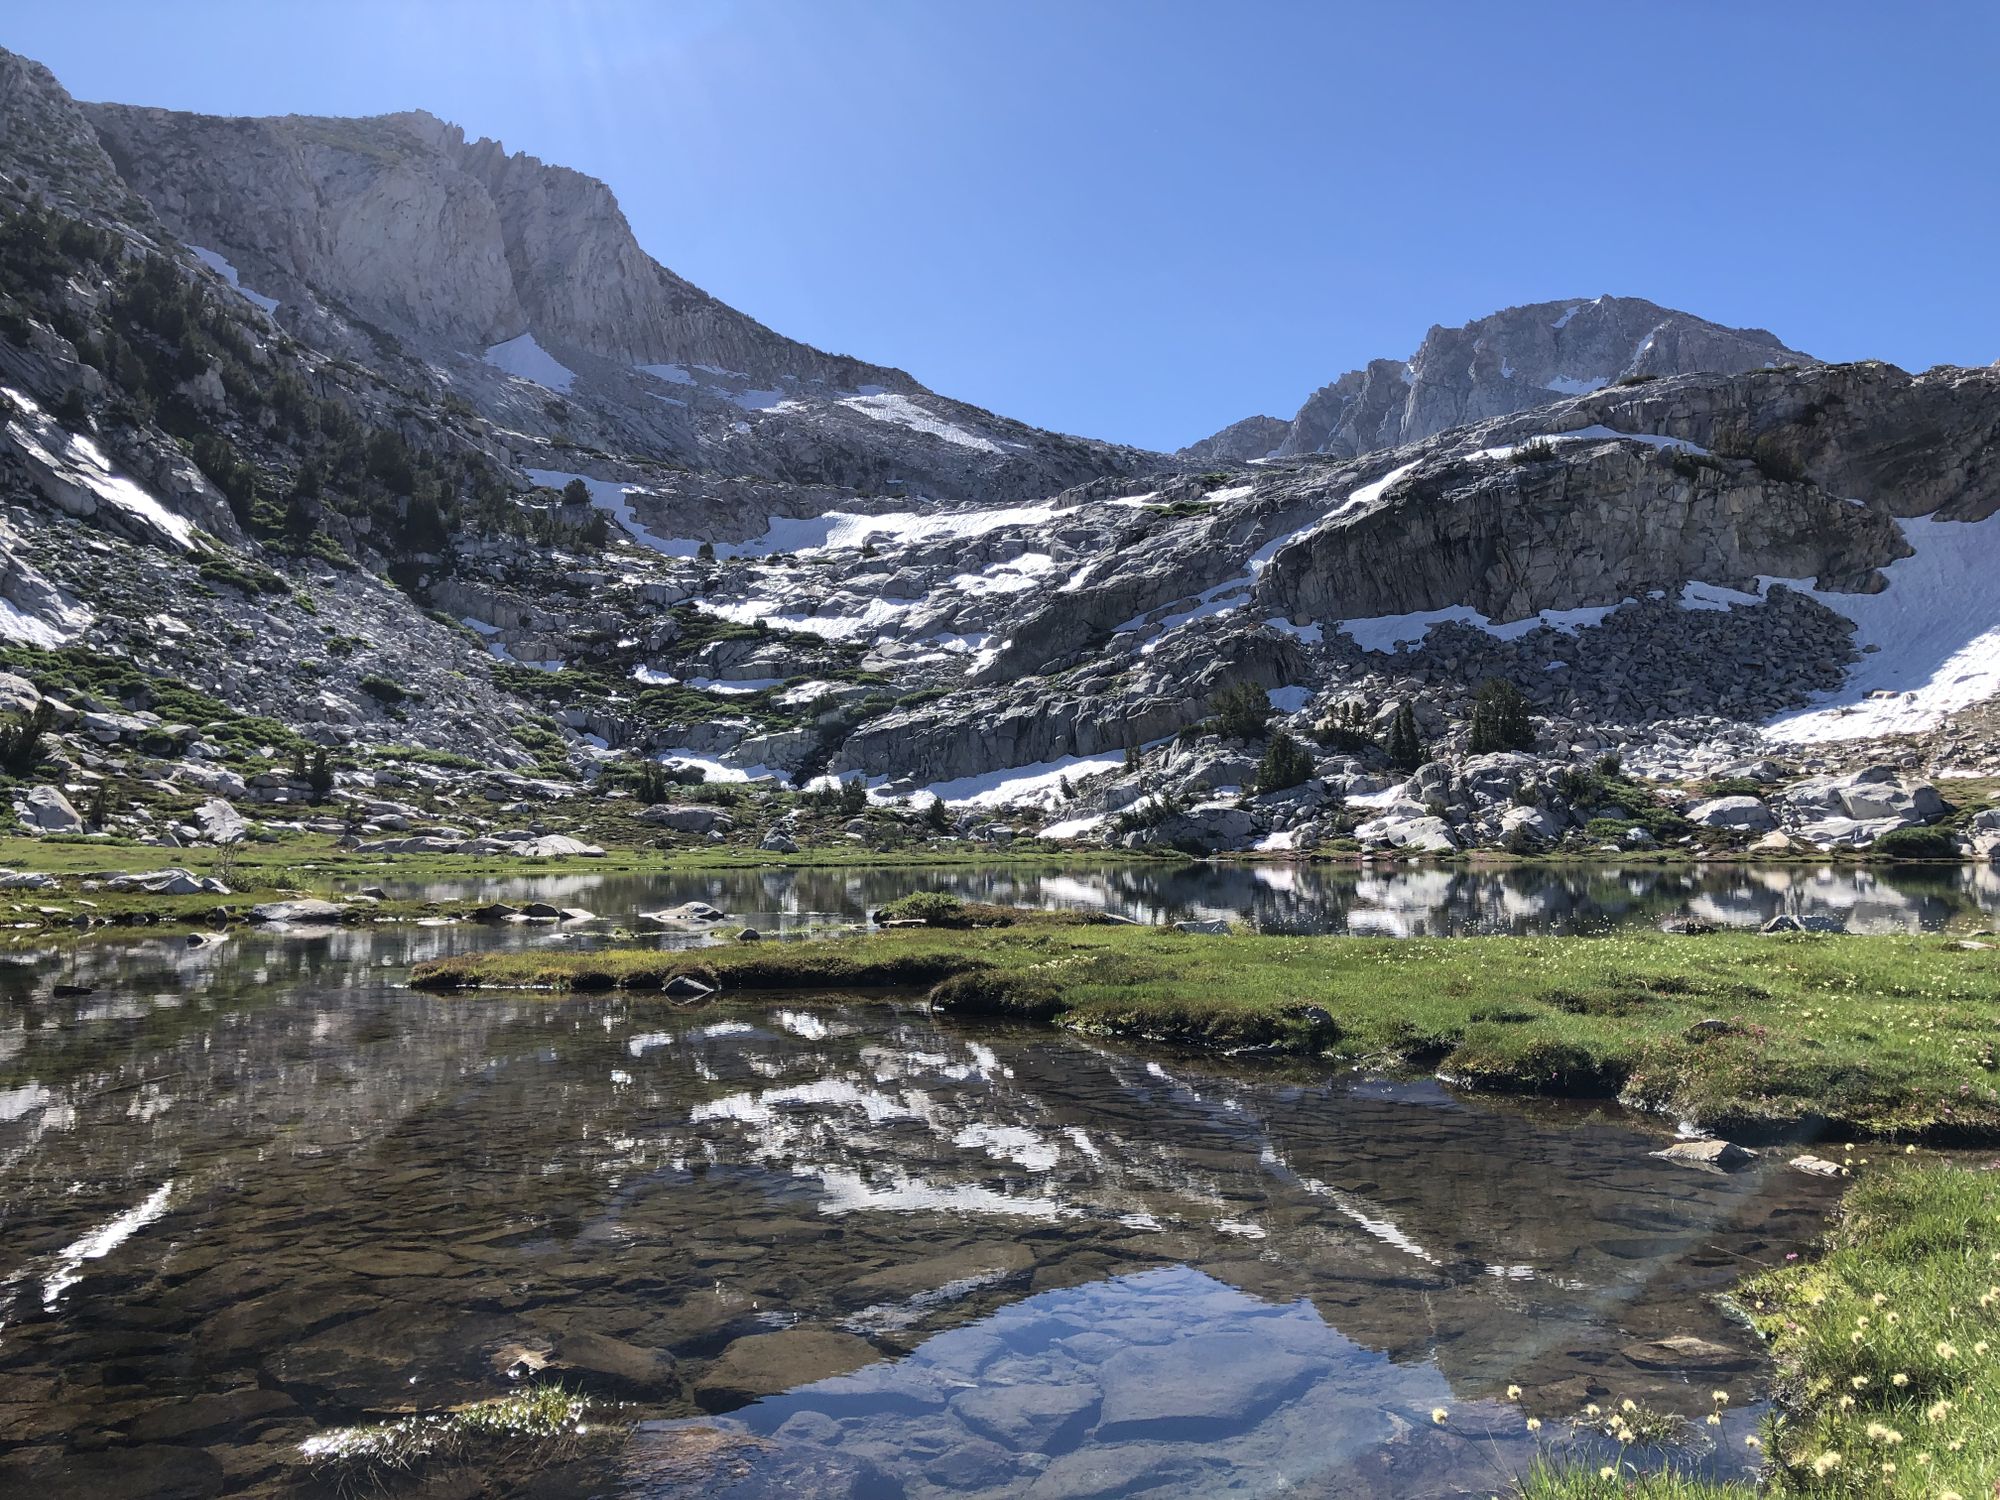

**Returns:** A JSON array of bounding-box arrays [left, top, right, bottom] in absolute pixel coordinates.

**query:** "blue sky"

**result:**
[[9, 2, 1994, 451]]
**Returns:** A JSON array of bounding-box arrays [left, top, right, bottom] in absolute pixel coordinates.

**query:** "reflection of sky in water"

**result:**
[[631, 1264, 1766, 1499]]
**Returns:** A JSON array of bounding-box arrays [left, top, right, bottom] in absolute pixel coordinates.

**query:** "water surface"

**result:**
[[353, 859, 2000, 938], [0, 928, 1845, 1497]]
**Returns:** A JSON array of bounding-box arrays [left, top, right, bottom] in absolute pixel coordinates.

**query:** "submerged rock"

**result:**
[[1761, 913, 1846, 934], [1653, 1138, 1757, 1172], [694, 1328, 881, 1411]]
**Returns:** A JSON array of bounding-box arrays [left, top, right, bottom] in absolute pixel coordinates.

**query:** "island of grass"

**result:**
[[411, 906, 2000, 1143]]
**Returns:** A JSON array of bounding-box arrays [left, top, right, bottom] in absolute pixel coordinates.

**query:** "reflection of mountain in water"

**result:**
[[0, 959, 1838, 1496], [354, 859, 2000, 937]]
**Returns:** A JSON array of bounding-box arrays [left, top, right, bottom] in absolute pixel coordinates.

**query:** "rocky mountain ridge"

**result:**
[[0, 44, 1996, 863]]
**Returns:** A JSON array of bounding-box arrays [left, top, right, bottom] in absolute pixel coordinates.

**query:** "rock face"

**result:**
[[86, 103, 899, 384], [82, 91, 1161, 505], [1189, 296, 1811, 460], [1176, 414, 1290, 465]]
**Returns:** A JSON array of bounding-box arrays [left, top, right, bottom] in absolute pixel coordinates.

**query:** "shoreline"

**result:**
[[409, 918, 2000, 1146]]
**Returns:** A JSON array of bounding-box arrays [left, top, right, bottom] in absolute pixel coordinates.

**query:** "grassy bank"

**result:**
[[1522, 1162, 2000, 1498], [410, 923, 2000, 1141]]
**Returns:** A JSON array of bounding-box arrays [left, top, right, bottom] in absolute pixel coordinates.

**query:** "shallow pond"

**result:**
[[353, 858, 2000, 939], [0, 925, 1847, 1497]]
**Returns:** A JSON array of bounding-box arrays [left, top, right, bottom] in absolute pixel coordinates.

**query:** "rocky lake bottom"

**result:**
[[0, 898, 1867, 1497]]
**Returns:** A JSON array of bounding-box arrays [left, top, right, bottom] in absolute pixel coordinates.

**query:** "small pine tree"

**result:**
[[1124, 743, 1141, 773], [1467, 678, 1535, 754], [561, 478, 590, 508], [1212, 682, 1271, 741], [1317, 700, 1374, 753], [838, 776, 868, 815], [925, 796, 952, 833], [1255, 730, 1314, 793], [305, 747, 335, 804], [85, 781, 110, 830], [1383, 700, 1425, 771], [696, 540, 717, 564]]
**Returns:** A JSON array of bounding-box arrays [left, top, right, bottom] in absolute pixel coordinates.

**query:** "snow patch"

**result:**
[[2, 387, 194, 551], [918, 753, 1125, 810], [484, 333, 575, 392], [186, 245, 279, 313], [839, 393, 1005, 453], [1340, 599, 1631, 653]]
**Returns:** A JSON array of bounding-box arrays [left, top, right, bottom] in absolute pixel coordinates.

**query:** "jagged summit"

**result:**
[[1188, 295, 1811, 461]]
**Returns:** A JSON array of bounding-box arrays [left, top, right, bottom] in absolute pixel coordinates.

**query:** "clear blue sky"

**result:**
[[9, 2, 1995, 451]]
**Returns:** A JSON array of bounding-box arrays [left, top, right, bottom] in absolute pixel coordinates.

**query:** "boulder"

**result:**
[[638, 803, 734, 834], [513, 834, 604, 857], [1172, 918, 1232, 935], [1354, 812, 1458, 853], [1790, 1154, 1847, 1177], [104, 867, 205, 895], [646, 902, 727, 927], [1685, 795, 1776, 832], [1120, 804, 1260, 854], [663, 975, 716, 1001], [759, 832, 800, 854], [192, 797, 248, 844], [248, 898, 351, 924], [0, 671, 40, 716], [1499, 804, 1562, 843], [553, 1330, 677, 1397], [20, 785, 82, 834], [1761, 913, 1845, 934]]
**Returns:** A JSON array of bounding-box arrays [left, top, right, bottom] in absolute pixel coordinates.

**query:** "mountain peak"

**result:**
[[1188, 295, 1811, 461]]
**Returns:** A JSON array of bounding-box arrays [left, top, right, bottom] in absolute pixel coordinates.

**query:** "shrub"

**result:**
[[1509, 438, 1558, 465], [357, 674, 409, 706], [0, 702, 55, 776], [878, 891, 970, 926], [1872, 824, 1958, 860]]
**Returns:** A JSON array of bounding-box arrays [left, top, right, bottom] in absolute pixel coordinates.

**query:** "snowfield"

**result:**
[[1761, 511, 2000, 742]]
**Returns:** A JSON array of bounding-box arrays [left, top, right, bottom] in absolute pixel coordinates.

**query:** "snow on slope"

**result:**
[[186, 245, 279, 313], [485, 333, 576, 392], [839, 393, 1006, 454], [3, 387, 194, 552], [1759, 512, 2000, 742]]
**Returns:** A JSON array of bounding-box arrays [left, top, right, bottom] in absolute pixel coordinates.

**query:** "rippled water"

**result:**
[[358, 859, 2000, 938], [0, 925, 1846, 1497]]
